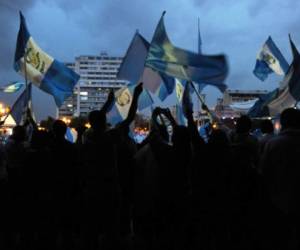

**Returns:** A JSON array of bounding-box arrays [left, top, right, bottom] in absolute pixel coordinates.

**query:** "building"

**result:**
[[215, 89, 269, 118], [59, 52, 128, 118], [222, 89, 268, 106]]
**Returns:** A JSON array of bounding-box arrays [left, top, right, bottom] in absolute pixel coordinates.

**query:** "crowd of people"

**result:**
[[0, 82, 300, 250]]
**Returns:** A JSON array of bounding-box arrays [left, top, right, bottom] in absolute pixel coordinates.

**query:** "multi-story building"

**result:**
[[59, 52, 128, 118], [222, 89, 268, 106], [215, 89, 269, 118]]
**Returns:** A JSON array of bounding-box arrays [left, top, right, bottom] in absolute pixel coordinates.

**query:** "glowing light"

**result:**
[[274, 121, 281, 131]]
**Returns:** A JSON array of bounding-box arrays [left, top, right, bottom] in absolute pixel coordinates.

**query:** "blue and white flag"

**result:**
[[156, 73, 175, 101], [145, 12, 228, 87], [65, 127, 77, 143], [10, 83, 32, 125], [182, 81, 193, 118], [117, 31, 150, 86], [174, 80, 194, 125], [117, 31, 175, 101], [253, 36, 289, 81], [0, 81, 24, 93], [189, 18, 227, 94], [14, 12, 80, 107], [249, 36, 300, 117], [175, 104, 186, 126], [107, 84, 153, 125]]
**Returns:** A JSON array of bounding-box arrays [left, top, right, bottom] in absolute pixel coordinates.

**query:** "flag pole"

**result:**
[[189, 81, 215, 122], [76, 82, 80, 117], [197, 17, 202, 54], [0, 112, 10, 126], [23, 41, 31, 124]]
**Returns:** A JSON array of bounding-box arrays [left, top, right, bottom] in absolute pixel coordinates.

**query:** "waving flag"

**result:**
[[14, 12, 79, 107], [107, 84, 153, 125], [117, 31, 175, 101], [253, 36, 289, 81], [249, 36, 300, 117], [145, 12, 228, 87], [182, 81, 193, 117], [289, 34, 299, 59], [117, 31, 150, 85], [10, 83, 32, 125], [0, 81, 24, 93], [174, 80, 194, 125], [156, 73, 175, 101]]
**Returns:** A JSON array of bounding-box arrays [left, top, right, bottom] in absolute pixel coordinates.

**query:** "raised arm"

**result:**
[[100, 89, 115, 114], [185, 100, 205, 148], [24, 107, 38, 131]]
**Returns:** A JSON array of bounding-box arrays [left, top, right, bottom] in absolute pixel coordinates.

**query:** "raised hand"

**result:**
[[107, 89, 115, 103], [134, 82, 143, 97]]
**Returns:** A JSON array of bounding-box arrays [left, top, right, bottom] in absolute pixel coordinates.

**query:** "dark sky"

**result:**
[[1, 0, 300, 121]]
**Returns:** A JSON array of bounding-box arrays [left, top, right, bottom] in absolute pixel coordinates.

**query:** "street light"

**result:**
[[0, 102, 9, 117]]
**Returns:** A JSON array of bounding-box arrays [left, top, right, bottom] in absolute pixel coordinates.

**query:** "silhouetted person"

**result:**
[[133, 107, 173, 250], [50, 120, 78, 249], [259, 119, 275, 155], [203, 129, 233, 250], [163, 108, 192, 250], [75, 125, 87, 145], [106, 84, 143, 249], [229, 115, 261, 249], [23, 130, 54, 250], [260, 108, 300, 249], [81, 89, 120, 250], [4, 126, 30, 249]]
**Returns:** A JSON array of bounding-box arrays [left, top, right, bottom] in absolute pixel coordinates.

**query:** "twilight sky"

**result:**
[[1, 0, 300, 121]]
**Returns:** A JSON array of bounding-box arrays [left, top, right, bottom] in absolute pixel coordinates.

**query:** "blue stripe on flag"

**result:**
[[40, 60, 79, 107], [157, 73, 175, 101], [145, 13, 228, 86], [107, 104, 124, 126], [10, 83, 32, 125], [253, 36, 289, 81], [14, 12, 30, 72], [253, 59, 274, 81]]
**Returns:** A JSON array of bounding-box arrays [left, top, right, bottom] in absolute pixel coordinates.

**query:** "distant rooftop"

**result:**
[[226, 89, 268, 94]]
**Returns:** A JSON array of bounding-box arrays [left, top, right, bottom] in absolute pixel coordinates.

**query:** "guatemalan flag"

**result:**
[[107, 84, 153, 126], [10, 82, 32, 125], [253, 36, 289, 81], [174, 80, 194, 125], [0, 81, 24, 93], [14, 12, 80, 107], [117, 31, 175, 101], [248, 36, 300, 118], [145, 12, 228, 88]]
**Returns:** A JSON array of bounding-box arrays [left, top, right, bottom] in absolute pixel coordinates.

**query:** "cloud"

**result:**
[[2, 0, 300, 119]]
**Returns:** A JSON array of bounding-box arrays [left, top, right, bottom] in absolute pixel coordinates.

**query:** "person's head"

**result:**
[[157, 124, 169, 142], [31, 130, 51, 149], [11, 125, 26, 142], [280, 108, 300, 130], [260, 119, 274, 134], [52, 120, 67, 139], [208, 129, 229, 147], [172, 125, 190, 148], [88, 110, 106, 131], [236, 115, 252, 134]]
